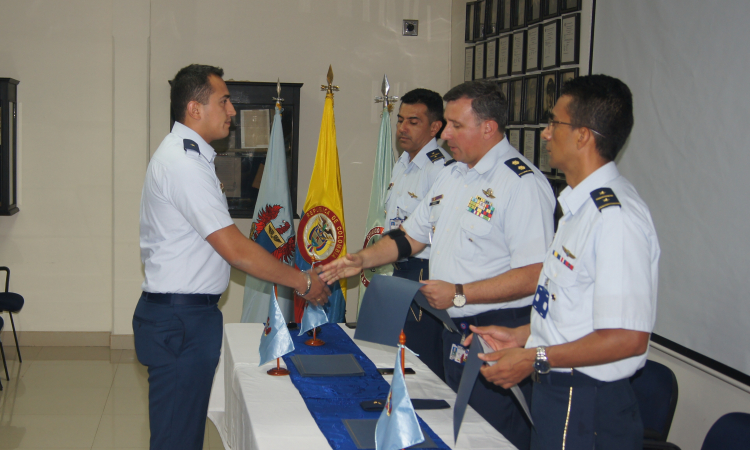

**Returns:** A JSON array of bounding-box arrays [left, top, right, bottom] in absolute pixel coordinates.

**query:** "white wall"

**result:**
[[0, 0, 453, 337]]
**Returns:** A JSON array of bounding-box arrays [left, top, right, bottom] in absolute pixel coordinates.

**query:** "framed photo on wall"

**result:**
[[497, 80, 511, 119], [474, 42, 486, 80], [523, 75, 541, 124], [508, 77, 525, 125], [560, 13, 581, 65], [544, 0, 560, 18], [559, 67, 579, 86], [477, 0, 487, 41], [523, 128, 538, 165], [542, 19, 560, 70], [526, 24, 542, 72], [511, 30, 526, 75], [464, 47, 475, 82], [538, 134, 554, 174], [527, 0, 543, 25], [486, 0, 499, 36], [465, 2, 477, 43], [512, 0, 526, 29], [540, 71, 558, 123], [500, 0, 513, 32], [486, 39, 498, 78], [497, 33, 513, 77], [561, 0, 582, 13], [508, 127, 523, 151]]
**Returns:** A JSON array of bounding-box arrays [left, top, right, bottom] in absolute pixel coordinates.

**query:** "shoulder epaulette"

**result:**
[[444, 159, 457, 166], [590, 188, 621, 211], [183, 139, 200, 153], [504, 158, 533, 177], [426, 149, 445, 163]]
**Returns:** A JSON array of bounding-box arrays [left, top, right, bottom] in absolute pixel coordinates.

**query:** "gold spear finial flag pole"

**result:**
[[374, 74, 399, 112], [273, 78, 284, 109], [321, 65, 340, 95]]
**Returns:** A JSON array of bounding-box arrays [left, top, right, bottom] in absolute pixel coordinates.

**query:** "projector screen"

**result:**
[[591, 1, 750, 378]]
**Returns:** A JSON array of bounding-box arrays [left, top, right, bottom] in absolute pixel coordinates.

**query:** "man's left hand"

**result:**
[[419, 279, 456, 310], [478, 347, 536, 389]]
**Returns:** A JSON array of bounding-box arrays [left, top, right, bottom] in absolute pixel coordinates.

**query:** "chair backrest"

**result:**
[[701, 412, 750, 450], [630, 360, 679, 441], [0, 267, 8, 293]]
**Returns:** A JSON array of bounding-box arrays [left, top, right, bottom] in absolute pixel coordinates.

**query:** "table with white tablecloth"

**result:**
[[207, 323, 516, 450]]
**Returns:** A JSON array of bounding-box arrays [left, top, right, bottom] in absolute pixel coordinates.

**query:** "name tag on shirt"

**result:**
[[450, 343, 469, 365], [389, 217, 405, 230], [532, 285, 550, 319]]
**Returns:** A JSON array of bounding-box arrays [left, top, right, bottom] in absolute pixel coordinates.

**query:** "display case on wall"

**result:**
[[169, 81, 303, 219], [0, 78, 19, 216]]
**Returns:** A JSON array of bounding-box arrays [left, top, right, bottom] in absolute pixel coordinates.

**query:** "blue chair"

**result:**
[[701, 412, 750, 450], [0, 267, 24, 363], [630, 360, 680, 448]]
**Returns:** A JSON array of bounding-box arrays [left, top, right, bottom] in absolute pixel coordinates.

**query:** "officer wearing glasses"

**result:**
[[468, 74, 660, 449]]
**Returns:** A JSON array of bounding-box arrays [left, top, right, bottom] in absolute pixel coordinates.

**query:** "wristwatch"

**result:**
[[533, 346, 551, 375], [452, 284, 467, 308]]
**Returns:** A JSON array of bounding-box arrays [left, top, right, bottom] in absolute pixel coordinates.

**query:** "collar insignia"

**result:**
[[183, 139, 200, 153], [504, 158, 533, 177]]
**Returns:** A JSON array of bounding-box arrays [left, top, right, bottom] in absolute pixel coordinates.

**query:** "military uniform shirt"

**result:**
[[526, 162, 660, 382], [403, 138, 555, 318], [385, 138, 451, 260], [140, 122, 235, 295]]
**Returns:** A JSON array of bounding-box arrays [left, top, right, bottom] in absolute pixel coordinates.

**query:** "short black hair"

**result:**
[[171, 64, 225, 123], [443, 80, 508, 132], [560, 74, 634, 161], [400, 88, 444, 125]]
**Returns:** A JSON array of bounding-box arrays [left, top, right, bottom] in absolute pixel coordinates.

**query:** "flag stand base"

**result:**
[[305, 338, 325, 346], [267, 367, 290, 376]]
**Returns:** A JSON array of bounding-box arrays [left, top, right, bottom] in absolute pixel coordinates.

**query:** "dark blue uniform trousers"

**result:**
[[443, 306, 533, 450], [531, 371, 643, 450], [392, 258, 446, 381], [133, 294, 223, 450]]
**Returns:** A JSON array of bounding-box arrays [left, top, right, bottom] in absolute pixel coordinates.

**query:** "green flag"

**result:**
[[357, 103, 396, 317]]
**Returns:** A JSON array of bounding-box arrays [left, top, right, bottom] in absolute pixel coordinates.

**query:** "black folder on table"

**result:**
[[290, 354, 364, 377], [342, 419, 438, 449]]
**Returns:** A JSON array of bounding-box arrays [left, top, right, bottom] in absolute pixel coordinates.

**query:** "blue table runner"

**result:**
[[282, 324, 449, 450]]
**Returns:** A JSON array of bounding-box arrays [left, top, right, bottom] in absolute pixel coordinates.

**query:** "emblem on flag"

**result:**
[[251, 204, 295, 263], [467, 196, 495, 221], [297, 206, 345, 265], [360, 226, 385, 287]]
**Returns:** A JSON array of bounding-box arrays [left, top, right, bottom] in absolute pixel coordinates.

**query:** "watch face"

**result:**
[[534, 359, 551, 374], [453, 294, 467, 307]]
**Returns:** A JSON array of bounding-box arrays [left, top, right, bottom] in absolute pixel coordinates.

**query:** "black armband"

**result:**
[[384, 228, 412, 260]]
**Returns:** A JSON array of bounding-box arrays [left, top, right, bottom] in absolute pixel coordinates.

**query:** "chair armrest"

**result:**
[[644, 439, 681, 450]]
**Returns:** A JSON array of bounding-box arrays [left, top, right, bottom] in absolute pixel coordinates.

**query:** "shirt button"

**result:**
[[464, 184, 467, 188], [455, 207, 458, 210], [471, 225, 474, 229], [446, 228, 450, 232]]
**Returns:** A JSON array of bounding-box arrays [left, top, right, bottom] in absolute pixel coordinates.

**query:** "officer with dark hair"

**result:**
[[468, 74, 660, 449], [386, 88, 450, 380], [135, 64, 330, 450], [323, 80, 555, 450]]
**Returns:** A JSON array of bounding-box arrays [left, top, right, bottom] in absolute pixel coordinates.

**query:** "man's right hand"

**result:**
[[319, 253, 364, 285], [300, 268, 331, 307]]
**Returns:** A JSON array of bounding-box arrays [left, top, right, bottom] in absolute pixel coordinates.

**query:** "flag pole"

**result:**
[[305, 257, 326, 346], [267, 283, 291, 376]]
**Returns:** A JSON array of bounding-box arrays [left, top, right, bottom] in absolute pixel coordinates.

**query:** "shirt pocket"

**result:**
[[398, 196, 422, 218], [459, 213, 494, 260]]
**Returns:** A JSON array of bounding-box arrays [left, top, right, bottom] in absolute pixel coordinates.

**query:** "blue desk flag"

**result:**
[[242, 103, 296, 323], [375, 346, 425, 450], [299, 301, 329, 336], [258, 287, 295, 366]]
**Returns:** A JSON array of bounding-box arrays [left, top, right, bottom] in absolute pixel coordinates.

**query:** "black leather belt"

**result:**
[[532, 369, 611, 387], [141, 292, 221, 306]]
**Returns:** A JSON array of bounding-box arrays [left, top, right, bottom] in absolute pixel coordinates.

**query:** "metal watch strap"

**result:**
[[296, 270, 312, 296]]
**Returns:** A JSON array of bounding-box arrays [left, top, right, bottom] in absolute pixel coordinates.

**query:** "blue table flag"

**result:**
[[258, 287, 295, 366], [375, 346, 425, 450], [299, 301, 329, 336]]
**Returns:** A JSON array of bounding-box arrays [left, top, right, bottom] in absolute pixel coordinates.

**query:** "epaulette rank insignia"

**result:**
[[504, 158, 533, 177], [427, 149, 445, 163], [183, 139, 200, 153], [590, 188, 621, 211], [444, 159, 457, 166]]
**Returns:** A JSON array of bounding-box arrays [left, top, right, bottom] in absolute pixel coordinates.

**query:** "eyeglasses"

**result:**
[[547, 120, 606, 138]]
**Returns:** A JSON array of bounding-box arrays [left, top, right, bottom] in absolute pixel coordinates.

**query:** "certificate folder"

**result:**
[[290, 354, 364, 377], [342, 419, 437, 449]]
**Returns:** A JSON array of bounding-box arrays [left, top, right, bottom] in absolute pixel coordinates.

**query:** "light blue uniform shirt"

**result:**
[[404, 138, 555, 318], [527, 162, 660, 381], [140, 122, 235, 295], [385, 139, 451, 260]]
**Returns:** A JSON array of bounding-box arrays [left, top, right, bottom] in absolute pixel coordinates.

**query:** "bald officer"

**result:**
[[322, 80, 555, 450], [387, 88, 450, 380], [135, 64, 329, 450], [468, 75, 660, 449]]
